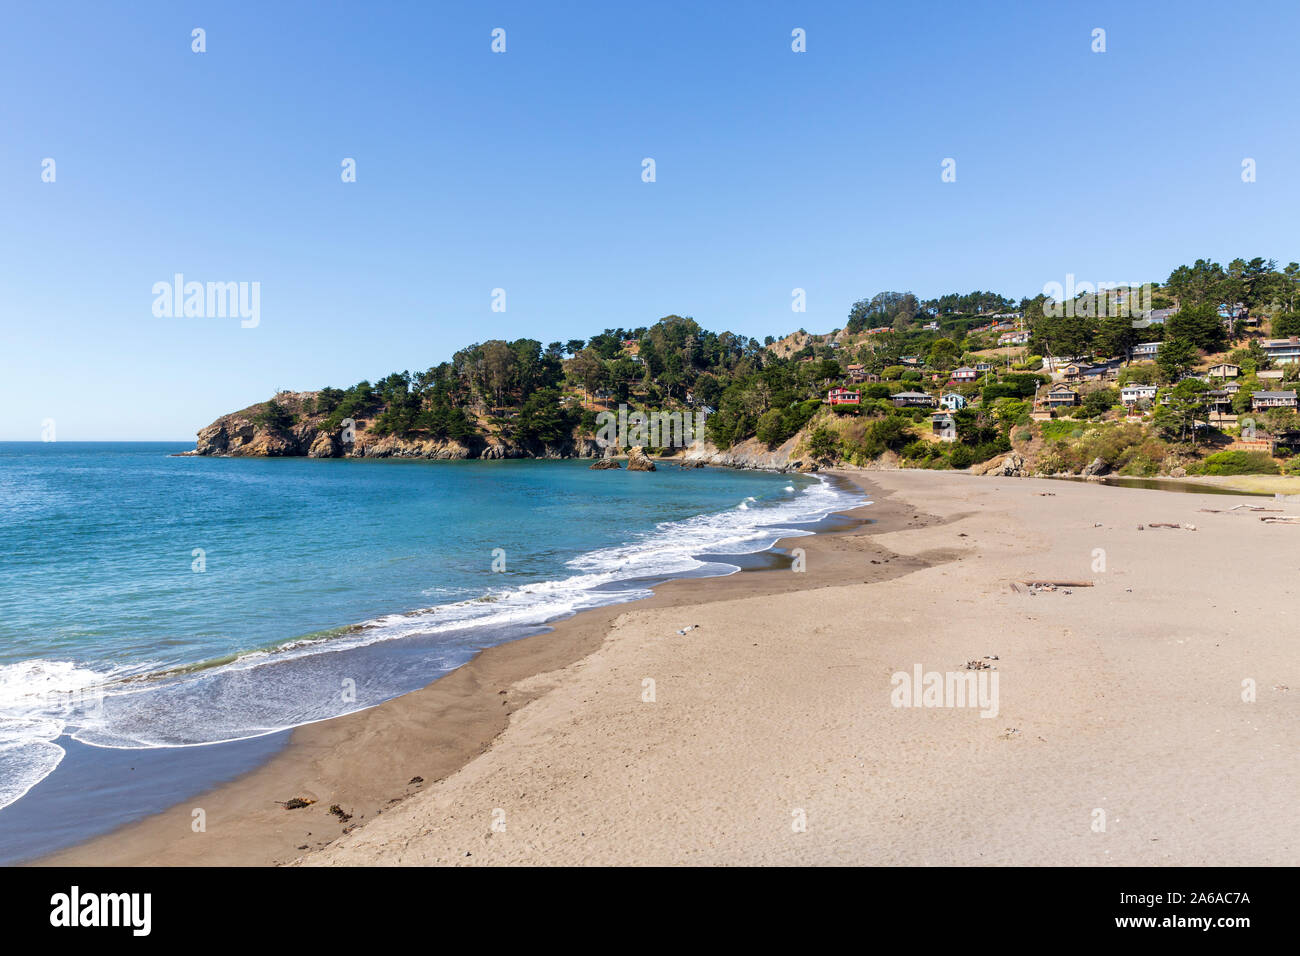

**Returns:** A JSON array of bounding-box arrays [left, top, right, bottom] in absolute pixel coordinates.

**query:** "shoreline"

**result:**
[[34, 467, 1299, 866], [35, 470, 916, 866]]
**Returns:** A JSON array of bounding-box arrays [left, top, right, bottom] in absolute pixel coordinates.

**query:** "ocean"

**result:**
[[0, 442, 863, 855]]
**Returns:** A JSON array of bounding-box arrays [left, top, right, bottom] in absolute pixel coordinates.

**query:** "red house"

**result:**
[[825, 386, 860, 406]]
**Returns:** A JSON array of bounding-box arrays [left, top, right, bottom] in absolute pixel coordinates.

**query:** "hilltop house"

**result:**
[[1045, 384, 1079, 408], [825, 386, 860, 406], [1251, 390, 1298, 411], [1120, 384, 1158, 406], [892, 391, 936, 408], [998, 330, 1030, 345], [1261, 337, 1300, 365], [1207, 363, 1241, 379], [950, 366, 978, 383], [1132, 341, 1162, 360], [938, 392, 967, 411]]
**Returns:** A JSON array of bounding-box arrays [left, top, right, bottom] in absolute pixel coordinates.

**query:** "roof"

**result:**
[[891, 391, 932, 399], [1252, 391, 1297, 399]]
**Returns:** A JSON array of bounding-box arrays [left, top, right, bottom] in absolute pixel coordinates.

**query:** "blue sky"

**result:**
[[3, 0, 1298, 439]]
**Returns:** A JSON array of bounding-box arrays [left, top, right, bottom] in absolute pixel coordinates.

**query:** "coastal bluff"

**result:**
[[189, 392, 602, 461], [187, 391, 819, 472]]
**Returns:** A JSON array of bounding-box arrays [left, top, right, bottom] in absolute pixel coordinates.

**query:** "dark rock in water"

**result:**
[[590, 456, 621, 470], [679, 460, 705, 469], [1081, 456, 1110, 477], [796, 460, 819, 473], [626, 446, 656, 471]]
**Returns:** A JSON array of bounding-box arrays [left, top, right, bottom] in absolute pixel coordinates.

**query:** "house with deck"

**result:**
[[1206, 390, 1235, 418], [892, 390, 936, 408], [825, 386, 860, 406], [1132, 341, 1162, 361], [998, 330, 1030, 345], [1120, 384, 1158, 406], [1251, 390, 1298, 411], [1261, 337, 1300, 365], [1045, 384, 1079, 408], [938, 392, 967, 411], [950, 366, 978, 383]]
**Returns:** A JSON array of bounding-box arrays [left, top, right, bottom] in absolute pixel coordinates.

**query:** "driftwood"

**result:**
[[1259, 515, 1300, 524], [1011, 580, 1094, 594], [1148, 522, 1197, 530], [1199, 506, 1282, 514]]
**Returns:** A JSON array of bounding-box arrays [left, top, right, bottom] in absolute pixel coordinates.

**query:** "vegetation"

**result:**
[[234, 254, 1300, 477]]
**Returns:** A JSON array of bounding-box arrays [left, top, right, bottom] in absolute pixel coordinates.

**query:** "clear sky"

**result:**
[[4, 0, 1299, 440]]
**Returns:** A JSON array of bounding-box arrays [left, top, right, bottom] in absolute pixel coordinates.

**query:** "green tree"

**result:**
[[927, 338, 962, 370], [1156, 338, 1199, 383], [1153, 379, 1210, 445], [1167, 302, 1226, 352]]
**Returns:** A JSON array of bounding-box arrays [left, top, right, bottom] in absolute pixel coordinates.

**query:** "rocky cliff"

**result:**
[[188, 393, 601, 461], [190, 392, 818, 471]]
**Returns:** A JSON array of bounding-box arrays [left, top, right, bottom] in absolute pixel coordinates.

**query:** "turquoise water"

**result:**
[[0, 443, 860, 812]]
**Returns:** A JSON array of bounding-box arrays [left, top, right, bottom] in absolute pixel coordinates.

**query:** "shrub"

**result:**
[[1193, 450, 1280, 476]]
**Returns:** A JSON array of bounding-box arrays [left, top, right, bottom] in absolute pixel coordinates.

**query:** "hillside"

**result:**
[[190, 255, 1300, 477]]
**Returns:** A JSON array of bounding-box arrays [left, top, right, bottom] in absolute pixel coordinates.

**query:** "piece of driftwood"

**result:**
[[1259, 515, 1300, 524], [1199, 506, 1282, 514], [1011, 581, 1095, 594], [1148, 522, 1197, 530]]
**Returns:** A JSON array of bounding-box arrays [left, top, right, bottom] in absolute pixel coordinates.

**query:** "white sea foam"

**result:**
[[0, 659, 140, 810], [0, 476, 866, 801]]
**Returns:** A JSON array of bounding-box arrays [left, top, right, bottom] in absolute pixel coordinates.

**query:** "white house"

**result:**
[[1120, 384, 1158, 406]]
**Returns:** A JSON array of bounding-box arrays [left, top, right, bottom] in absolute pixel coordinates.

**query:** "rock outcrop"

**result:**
[[971, 452, 1029, 477], [1080, 456, 1110, 478], [590, 456, 621, 470], [626, 446, 657, 471]]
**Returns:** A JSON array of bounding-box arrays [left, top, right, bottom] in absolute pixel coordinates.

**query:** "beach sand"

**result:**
[[42, 471, 1299, 866]]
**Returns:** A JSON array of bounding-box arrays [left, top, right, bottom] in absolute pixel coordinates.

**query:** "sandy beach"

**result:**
[[42, 470, 1298, 866]]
